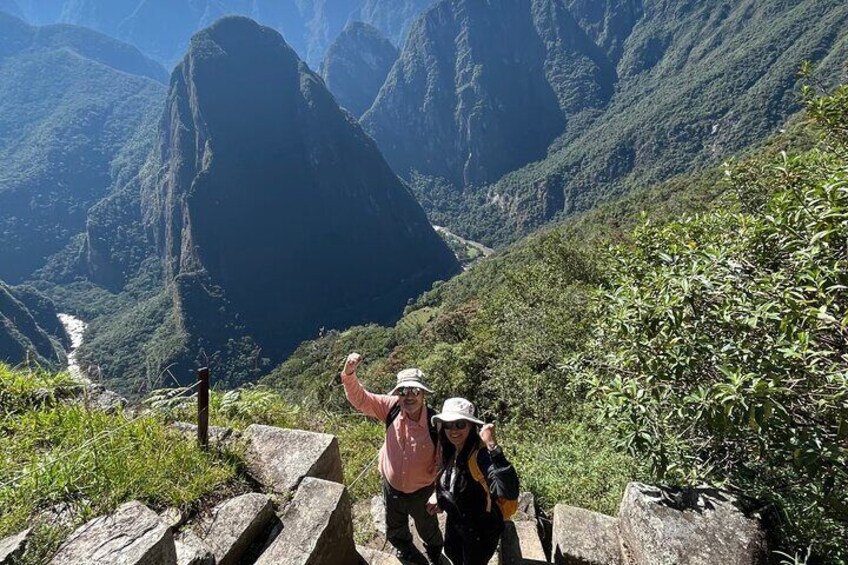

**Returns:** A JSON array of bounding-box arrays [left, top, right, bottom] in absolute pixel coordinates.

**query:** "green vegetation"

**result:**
[[571, 80, 848, 561], [0, 364, 241, 563]]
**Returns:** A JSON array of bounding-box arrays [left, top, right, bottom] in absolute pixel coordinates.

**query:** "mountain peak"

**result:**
[[321, 20, 399, 117], [144, 16, 459, 377]]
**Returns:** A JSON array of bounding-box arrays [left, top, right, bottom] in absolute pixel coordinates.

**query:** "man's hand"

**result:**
[[343, 352, 363, 376], [480, 423, 497, 450], [426, 491, 441, 515]]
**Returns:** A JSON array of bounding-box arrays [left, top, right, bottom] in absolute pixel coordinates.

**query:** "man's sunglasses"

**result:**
[[395, 387, 422, 397], [441, 420, 469, 430]]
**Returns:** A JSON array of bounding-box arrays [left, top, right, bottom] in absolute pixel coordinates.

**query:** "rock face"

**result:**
[[553, 504, 621, 565], [255, 477, 358, 565], [0, 529, 29, 563], [320, 22, 399, 118], [361, 0, 615, 187], [49, 501, 176, 564], [243, 425, 344, 495], [202, 493, 275, 565], [143, 16, 459, 373], [617, 483, 769, 565]]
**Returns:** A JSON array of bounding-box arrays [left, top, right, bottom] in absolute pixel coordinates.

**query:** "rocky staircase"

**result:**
[[0, 425, 769, 565]]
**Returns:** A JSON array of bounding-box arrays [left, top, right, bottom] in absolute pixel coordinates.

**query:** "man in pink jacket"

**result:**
[[342, 352, 443, 565]]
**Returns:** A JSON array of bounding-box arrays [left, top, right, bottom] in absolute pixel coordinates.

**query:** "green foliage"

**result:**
[[0, 365, 240, 563], [503, 418, 645, 516], [573, 86, 848, 560]]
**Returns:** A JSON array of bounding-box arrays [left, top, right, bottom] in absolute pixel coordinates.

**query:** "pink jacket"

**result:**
[[342, 371, 438, 493]]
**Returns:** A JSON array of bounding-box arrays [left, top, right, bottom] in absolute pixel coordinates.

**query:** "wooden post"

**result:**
[[197, 367, 210, 449]]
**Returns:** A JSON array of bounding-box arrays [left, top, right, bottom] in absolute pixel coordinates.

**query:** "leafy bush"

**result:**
[[574, 84, 848, 560]]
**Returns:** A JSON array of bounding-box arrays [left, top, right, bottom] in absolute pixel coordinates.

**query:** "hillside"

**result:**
[[0, 282, 67, 368], [320, 22, 398, 118], [389, 0, 848, 247], [0, 13, 165, 283]]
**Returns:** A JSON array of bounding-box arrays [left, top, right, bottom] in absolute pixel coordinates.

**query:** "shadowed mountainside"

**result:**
[[320, 21, 398, 118], [133, 16, 459, 383]]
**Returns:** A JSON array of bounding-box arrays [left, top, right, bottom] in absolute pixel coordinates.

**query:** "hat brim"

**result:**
[[431, 412, 485, 426], [388, 380, 434, 395]]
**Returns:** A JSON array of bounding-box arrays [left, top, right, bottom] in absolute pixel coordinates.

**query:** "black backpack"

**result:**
[[385, 402, 439, 448]]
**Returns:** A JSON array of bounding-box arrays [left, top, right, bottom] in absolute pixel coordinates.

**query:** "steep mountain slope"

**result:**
[[0, 281, 66, 367], [0, 13, 166, 283], [137, 16, 459, 382], [361, 0, 615, 187], [419, 0, 848, 246], [488, 0, 848, 239], [320, 22, 398, 117], [351, 0, 435, 46]]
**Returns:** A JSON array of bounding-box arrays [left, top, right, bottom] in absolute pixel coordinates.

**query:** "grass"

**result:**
[[503, 419, 645, 517], [0, 365, 243, 563]]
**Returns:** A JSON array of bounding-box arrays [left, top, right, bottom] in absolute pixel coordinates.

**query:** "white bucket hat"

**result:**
[[431, 397, 485, 426], [388, 368, 434, 395]]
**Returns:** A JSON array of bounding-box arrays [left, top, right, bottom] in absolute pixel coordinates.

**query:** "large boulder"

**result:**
[[0, 529, 29, 563], [255, 477, 357, 565], [244, 425, 343, 495], [617, 483, 768, 565], [502, 492, 546, 565], [49, 501, 176, 564], [201, 492, 275, 565], [552, 504, 621, 565]]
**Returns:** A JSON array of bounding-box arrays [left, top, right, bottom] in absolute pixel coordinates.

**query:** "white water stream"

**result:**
[[57, 313, 87, 381]]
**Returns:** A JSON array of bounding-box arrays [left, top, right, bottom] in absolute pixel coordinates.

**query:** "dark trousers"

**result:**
[[382, 479, 444, 551], [443, 517, 501, 565]]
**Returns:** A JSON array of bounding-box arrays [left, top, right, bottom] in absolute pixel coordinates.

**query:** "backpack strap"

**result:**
[[467, 446, 493, 513], [385, 403, 439, 449]]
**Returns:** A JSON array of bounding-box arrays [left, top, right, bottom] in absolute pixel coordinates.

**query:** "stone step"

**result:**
[[49, 501, 176, 565], [256, 477, 358, 565]]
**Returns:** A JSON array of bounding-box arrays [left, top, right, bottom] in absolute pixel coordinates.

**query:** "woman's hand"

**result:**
[[480, 423, 497, 450], [343, 352, 362, 376], [426, 491, 441, 515]]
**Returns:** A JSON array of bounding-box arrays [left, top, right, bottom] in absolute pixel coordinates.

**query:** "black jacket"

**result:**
[[436, 441, 520, 533]]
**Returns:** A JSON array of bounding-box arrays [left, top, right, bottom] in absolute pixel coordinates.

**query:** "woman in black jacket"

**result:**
[[426, 398, 520, 565]]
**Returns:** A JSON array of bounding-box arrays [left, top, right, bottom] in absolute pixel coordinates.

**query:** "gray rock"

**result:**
[[371, 494, 387, 534], [171, 422, 235, 446], [159, 507, 187, 529], [553, 504, 621, 565], [618, 483, 768, 565], [502, 520, 546, 565], [515, 492, 537, 521], [49, 501, 176, 564], [201, 492, 274, 565], [357, 545, 402, 565], [0, 529, 30, 563], [255, 477, 357, 565], [244, 425, 343, 495], [175, 530, 214, 565]]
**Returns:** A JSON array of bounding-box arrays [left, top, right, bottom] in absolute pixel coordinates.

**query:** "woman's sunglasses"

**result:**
[[395, 387, 422, 397], [441, 420, 469, 430]]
